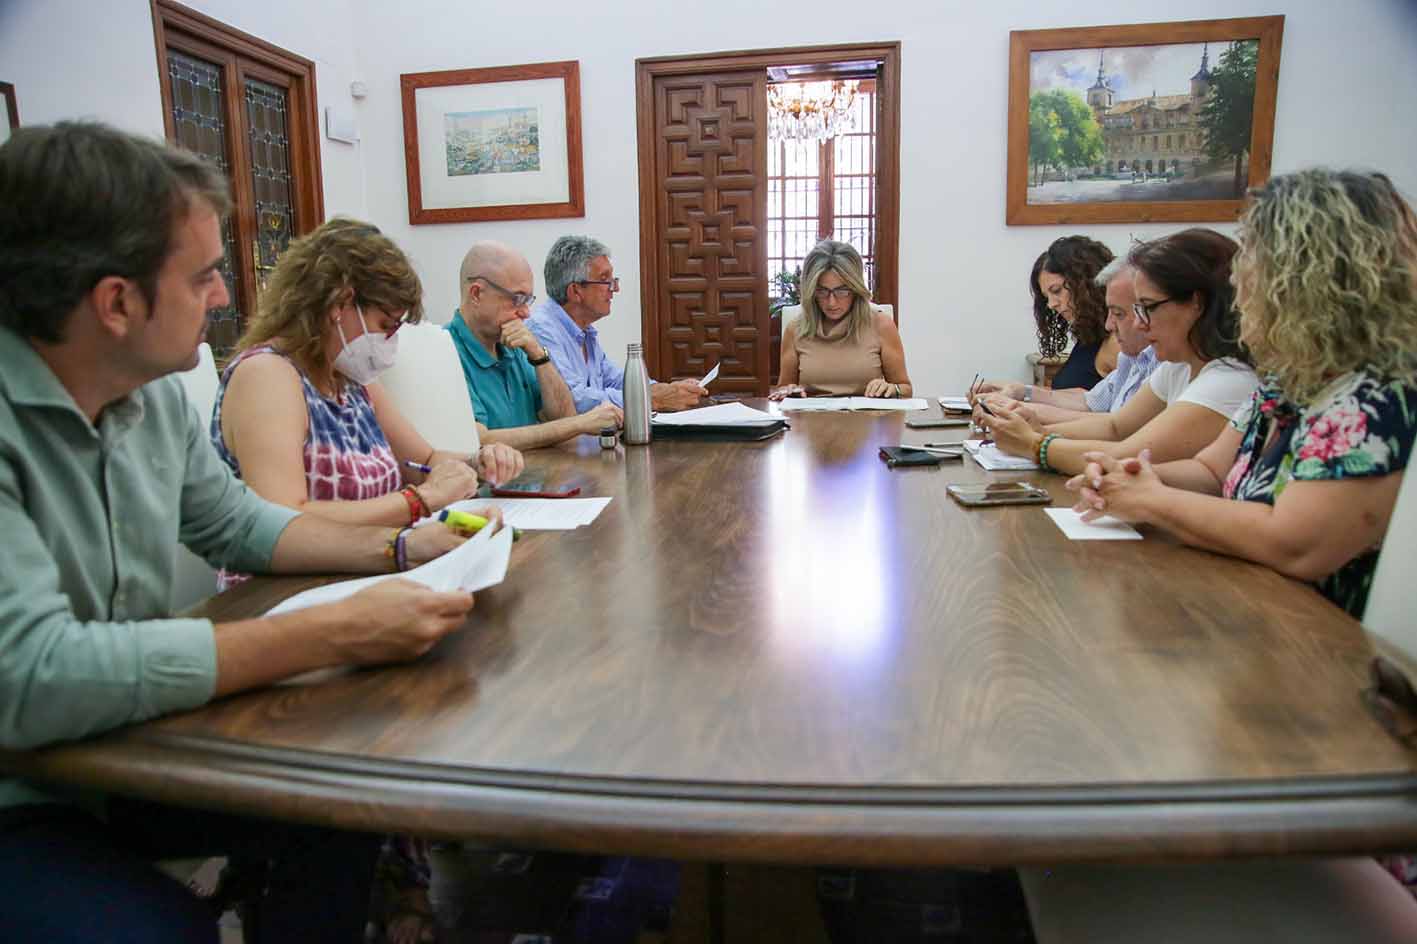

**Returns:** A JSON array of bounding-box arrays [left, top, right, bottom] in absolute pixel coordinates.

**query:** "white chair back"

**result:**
[[1364, 469, 1417, 666], [177, 341, 220, 428], [380, 322, 480, 453], [171, 342, 220, 611]]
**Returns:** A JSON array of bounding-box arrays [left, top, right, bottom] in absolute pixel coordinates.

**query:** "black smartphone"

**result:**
[[946, 482, 1052, 507], [905, 417, 970, 429]]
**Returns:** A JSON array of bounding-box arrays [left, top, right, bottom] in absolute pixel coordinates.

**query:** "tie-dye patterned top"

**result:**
[[210, 345, 401, 587]]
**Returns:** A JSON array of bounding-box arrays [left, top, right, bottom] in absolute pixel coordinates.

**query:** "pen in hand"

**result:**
[[403, 460, 433, 475]]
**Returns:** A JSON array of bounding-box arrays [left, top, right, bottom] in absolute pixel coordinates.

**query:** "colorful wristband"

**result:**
[[394, 527, 411, 572], [1038, 433, 1060, 472]]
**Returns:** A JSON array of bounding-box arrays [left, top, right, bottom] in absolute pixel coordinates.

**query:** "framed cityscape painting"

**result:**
[[1006, 16, 1284, 225], [401, 61, 585, 224]]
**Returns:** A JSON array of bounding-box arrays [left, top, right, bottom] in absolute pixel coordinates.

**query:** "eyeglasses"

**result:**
[[1131, 296, 1177, 328], [467, 275, 536, 309], [813, 287, 855, 303], [578, 277, 620, 292], [357, 304, 412, 338]]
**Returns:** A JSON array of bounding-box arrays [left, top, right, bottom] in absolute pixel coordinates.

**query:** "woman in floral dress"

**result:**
[[1068, 168, 1417, 622]]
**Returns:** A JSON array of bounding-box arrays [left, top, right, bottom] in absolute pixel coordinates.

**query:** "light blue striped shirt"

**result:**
[[1084, 345, 1159, 412]]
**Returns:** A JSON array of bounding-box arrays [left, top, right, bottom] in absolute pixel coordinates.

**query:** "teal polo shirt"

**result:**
[[446, 311, 543, 429]]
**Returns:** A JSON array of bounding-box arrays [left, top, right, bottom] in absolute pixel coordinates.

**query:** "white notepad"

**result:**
[[776, 397, 927, 412], [651, 402, 780, 426], [435, 497, 612, 530], [960, 439, 1040, 471], [1044, 508, 1143, 540]]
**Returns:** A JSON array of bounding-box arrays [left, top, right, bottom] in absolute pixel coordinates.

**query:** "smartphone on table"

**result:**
[[489, 478, 582, 498], [946, 482, 1052, 507]]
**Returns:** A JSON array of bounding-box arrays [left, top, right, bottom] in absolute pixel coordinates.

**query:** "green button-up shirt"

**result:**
[[0, 327, 297, 811], [446, 312, 543, 429]]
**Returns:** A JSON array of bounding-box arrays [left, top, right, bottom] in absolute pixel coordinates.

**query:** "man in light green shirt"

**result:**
[[0, 123, 478, 942]]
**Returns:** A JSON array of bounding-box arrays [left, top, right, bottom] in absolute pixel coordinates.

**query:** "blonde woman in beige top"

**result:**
[[771, 239, 913, 399]]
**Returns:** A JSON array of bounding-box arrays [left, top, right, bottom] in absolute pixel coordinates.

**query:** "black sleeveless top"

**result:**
[[1052, 341, 1104, 390]]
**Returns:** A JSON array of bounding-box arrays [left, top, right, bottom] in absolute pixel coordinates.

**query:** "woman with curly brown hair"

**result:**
[[976, 236, 1119, 405], [1069, 170, 1417, 619]]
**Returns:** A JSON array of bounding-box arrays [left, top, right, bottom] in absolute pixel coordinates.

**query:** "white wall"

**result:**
[[349, 0, 1417, 393], [5, 0, 1417, 394], [0, 0, 368, 218]]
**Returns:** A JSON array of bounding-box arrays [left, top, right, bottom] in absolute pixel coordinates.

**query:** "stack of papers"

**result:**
[[960, 439, 1040, 471], [438, 497, 612, 530], [776, 397, 928, 412], [938, 397, 973, 412], [652, 403, 781, 426], [266, 523, 513, 616]]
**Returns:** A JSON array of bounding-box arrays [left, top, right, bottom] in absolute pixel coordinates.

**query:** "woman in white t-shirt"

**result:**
[[982, 228, 1257, 476]]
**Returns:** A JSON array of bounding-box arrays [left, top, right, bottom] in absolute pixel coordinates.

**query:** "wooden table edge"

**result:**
[[8, 734, 1417, 867]]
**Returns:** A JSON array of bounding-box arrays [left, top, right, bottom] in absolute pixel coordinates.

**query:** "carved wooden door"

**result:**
[[641, 69, 768, 395]]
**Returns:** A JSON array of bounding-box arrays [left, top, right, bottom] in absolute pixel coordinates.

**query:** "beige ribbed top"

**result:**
[[790, 313, 883, 396]]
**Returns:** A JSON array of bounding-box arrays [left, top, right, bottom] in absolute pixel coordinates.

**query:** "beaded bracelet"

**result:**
[[1037, 433, 1061, 473]]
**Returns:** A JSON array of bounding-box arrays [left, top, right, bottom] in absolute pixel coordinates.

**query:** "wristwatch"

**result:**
[[527, 348, 551, 367], [1023, 385, 1034, 402]]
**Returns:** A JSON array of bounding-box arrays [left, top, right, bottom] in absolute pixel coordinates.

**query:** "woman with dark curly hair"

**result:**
[[976, 236, 1119, 404], [1069, 170, 1417, 619]]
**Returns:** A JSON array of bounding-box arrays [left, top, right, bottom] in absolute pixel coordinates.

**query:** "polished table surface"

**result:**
[[7, 405, 1417, 866]]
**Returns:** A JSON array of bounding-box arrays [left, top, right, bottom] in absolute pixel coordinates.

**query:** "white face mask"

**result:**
[[333, 305, 399, 385]]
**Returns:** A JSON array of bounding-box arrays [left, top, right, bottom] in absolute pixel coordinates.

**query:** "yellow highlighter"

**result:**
[[439, 509, 522, 541], [439, 509, 488, 534]]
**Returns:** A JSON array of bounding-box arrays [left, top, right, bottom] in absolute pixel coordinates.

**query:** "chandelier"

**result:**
[[767, 80, 859, 142]]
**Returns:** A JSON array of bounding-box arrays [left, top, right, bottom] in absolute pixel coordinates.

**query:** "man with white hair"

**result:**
[[984, 257, 1157, 425], [447, 240, 622, 449], [528, 235, 706, 414]]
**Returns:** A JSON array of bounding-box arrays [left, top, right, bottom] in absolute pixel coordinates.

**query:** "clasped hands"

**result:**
[[1065, 449, 1163, 523]]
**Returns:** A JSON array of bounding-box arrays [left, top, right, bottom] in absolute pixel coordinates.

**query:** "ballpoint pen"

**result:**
[[403, 460, 433, 475]]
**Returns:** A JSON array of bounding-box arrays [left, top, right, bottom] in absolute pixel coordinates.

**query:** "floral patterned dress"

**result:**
[[1222, 370, 1417, 619]]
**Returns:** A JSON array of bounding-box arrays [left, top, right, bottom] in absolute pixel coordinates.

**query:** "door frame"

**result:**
[[634, 42, 900, 382], [150, 0, 324, 321]]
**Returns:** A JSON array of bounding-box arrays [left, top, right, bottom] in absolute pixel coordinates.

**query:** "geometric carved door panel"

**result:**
[[648, 70, 768, 395]]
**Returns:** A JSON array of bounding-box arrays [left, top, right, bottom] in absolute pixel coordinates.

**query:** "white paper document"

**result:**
[[776, 397, 928, 412], [439, 497, 612, 530], [1044, 508, 1143, 540], [266, 523, 513, 616], [698, 362, 720, 388], [960, 438, 1041, 471], [938, 397, 973, 412], [652, 402, 781, 426]]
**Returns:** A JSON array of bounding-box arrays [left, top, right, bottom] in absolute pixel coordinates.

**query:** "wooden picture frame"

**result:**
[[401, 60, 585, 225], [0, 81, 19, 147], [1007, 16, 1284, 225]]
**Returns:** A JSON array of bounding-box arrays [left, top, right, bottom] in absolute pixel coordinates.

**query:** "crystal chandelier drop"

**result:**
[[767, 80, 859, 142]]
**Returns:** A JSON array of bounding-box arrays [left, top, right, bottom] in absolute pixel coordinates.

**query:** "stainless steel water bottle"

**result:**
[[623, 342, 652, 444]]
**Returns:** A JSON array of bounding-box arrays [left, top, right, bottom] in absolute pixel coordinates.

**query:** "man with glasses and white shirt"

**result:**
[[446, 241, 622, 449], [528, 235, 707, 414]]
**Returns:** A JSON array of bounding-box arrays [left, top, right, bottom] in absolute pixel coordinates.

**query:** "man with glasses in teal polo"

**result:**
[[447, 241, 622, 449], [527, 235, 707, 415]]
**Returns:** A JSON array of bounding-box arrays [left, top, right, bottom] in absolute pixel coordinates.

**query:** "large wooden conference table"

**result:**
[[7, 405, 1417, 866]]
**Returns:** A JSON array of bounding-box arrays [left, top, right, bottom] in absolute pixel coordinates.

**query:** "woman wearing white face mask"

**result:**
[[211, 218, 523, 592]]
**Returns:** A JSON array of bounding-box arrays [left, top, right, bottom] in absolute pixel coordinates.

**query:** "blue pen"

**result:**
[[403, 460, 433, 475]]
